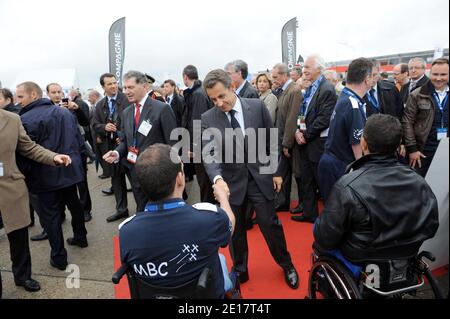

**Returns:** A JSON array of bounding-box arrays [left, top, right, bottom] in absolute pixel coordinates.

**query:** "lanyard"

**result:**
[[343, 88, 367, 121], [300, 76, 323, 116], [145, 200, 186, 212], [433, 91, 449, 128]]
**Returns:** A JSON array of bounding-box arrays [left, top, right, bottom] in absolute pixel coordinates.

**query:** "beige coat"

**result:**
[[0, 109, 56, 234]]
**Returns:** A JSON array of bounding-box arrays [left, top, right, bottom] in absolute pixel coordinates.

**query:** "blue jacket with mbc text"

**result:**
[[19, 98, 84, 193]]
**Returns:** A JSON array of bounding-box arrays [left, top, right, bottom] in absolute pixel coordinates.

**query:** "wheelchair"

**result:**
[[112, 263, 240, 299], [308, 250, 445, 299]]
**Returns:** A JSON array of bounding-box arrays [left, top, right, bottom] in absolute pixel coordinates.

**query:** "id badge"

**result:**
[[127, 147, 139, 164], [0, 162, 4, 177], [138, 120, 152, 136], [297, 115, 307, 131], [437, 127, 448, 141]]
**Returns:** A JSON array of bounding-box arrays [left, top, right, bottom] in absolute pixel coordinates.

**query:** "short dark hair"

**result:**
[[46, 83, 62, 93], [346, 58, 374, 85], [183, 65, 199, 81], [0, 88, 13, 103], [203, 69, 232, 90], [431, 57, 449, 68], [363, 114, 402, 155], [100, 73, 117, 87], [135, 144, 183, 202], [399, 63, 409, 74], [163, 79, 176, 87]]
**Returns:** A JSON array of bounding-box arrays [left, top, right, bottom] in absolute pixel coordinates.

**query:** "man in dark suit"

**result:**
[[103, 70, 177, 213], [182, 65, 215, 203], [364, 61, 404, 120], [163, 79, 185, 127], [400, 57, 429, 106], [93, 73, 131, 222], [225, 60, 259, 99], [291, 55, 337, 223], [201, 69, 299, 289]]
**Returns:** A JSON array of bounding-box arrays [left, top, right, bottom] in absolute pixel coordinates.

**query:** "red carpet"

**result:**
[[113, 201, 316, 299]]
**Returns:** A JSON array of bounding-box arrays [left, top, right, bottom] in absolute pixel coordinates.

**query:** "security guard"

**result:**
[[145, 73, 166, 103], [119, 144, 236, 298]]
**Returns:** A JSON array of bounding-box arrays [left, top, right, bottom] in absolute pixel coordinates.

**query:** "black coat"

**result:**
[[400, 75, 429, 106], [4, 103, 21, 114], [364, 80, 404, 120], [301, 79, 337, 163], [19, 98, 84, 193], [313, 153, 439, 262], [238, 81, 259, 99], [168, 93, 185, 128], [92, 92, 130, 176]]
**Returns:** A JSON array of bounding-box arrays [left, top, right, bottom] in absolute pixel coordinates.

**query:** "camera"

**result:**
[[61, 98, 69, 106]]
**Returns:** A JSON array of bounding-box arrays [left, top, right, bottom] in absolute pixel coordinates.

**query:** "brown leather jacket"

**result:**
[[402, 80, 437, 153]]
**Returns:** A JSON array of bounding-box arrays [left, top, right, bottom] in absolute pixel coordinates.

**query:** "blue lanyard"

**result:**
[[343, 88, 367, 121], [367, 90, 379, 111], [433, 91, 449, 128], [145, 200, 186, 212], [300, 76, 323, 116]]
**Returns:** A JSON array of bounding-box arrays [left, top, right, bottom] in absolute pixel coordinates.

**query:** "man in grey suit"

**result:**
[[201, 69, 299, 289], [103, 71, 177, 214], [225, 60, 259, 99]]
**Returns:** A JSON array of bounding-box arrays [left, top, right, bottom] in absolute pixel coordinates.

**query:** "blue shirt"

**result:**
[[325, 88, 366, 165], [119, 199, 232, 298]]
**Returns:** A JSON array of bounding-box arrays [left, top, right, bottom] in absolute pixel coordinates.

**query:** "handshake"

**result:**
[[212, 179, 230, 203]]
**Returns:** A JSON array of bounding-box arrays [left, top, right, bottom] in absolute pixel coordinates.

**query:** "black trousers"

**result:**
[[415, 150, 435, 178], [230, 174, 293, 273], [77, 155, 92, 214], [129, 167, 148, 213], [111, 166, 129, 214], [32, 185, 87, 265], [298, 150, 320, 219], [280, 153, 303, 208], [318, 153, 347, 204], [7, 226, 32, 283], [194, 163, 215, 203]]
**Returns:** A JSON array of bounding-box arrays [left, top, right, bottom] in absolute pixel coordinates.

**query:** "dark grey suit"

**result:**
[[116, 97, 177, 212], [238, 81, 259, 99], [201, 97, 293, 274]]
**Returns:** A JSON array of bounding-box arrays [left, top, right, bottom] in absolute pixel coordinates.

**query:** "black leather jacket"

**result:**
[[313, 153, 439, 262]]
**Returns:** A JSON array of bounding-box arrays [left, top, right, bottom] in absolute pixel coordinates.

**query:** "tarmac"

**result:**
[[0, 162, 448, 299]]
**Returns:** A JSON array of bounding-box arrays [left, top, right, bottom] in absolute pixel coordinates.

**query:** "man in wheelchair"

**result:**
[[117, 144, 238, 299], [312, 114, 440, 298]]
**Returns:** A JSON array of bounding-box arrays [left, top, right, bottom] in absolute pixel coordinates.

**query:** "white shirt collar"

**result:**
[[412, 74, 425, 84], [235, 81, 246, 95]]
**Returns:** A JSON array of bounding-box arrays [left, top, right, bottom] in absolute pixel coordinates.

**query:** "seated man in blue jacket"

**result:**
[[119, 144, 236, 298], [314, 114, 439, 268]]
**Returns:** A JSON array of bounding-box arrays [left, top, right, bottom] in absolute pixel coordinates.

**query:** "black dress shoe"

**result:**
[[291, 215, 316, 223], [30, 230, 48, 241], [84, 212, 92, 222], [284, 267, 299, 289], [106, 211, 129, 223], [275, 204, 290, 212], [98, 174, 109, 179], [15, 278, 41, 292], [237, 271, 249, 284], [50, 259, 68, 271], [290, 203, 304, 214], [102, 187, 114, 195], [67, 237, 88, 248]]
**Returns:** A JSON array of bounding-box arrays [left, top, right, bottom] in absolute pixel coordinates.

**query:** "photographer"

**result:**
[[93, 73, 131, 222]]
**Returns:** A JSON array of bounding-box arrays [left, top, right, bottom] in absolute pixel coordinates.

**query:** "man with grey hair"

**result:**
[[103, 70, 177, 213], [272, 62, 304, 214], [291, 54, 337, 223], [400, 57, 429, 105], [225, 59, 259, 99]]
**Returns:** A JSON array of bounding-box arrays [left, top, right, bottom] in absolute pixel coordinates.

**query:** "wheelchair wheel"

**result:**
[[309, 256, 362, 299]]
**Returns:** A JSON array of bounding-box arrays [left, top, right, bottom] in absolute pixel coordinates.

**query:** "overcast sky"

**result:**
[[0, 0, 448, 91]]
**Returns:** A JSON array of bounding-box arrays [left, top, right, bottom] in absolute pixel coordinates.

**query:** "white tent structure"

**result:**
[[12, 68, 79, 96]]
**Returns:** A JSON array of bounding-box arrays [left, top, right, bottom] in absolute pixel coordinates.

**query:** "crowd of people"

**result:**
[[0, 54, 447, 298]]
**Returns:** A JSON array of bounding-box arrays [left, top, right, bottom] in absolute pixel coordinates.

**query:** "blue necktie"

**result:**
[[229, 109, 241, 130]]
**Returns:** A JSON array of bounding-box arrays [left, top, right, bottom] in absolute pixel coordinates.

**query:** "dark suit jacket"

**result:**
[[364, 80, 404, 120], [168, 93, 185, 127], [238, 81, 259, 99], [92, 92, 130, 176], [301, 79, 337, 163], [201, 98, 285, 206], [400, 75, 429, 106], [116, 97, 177, 169]]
